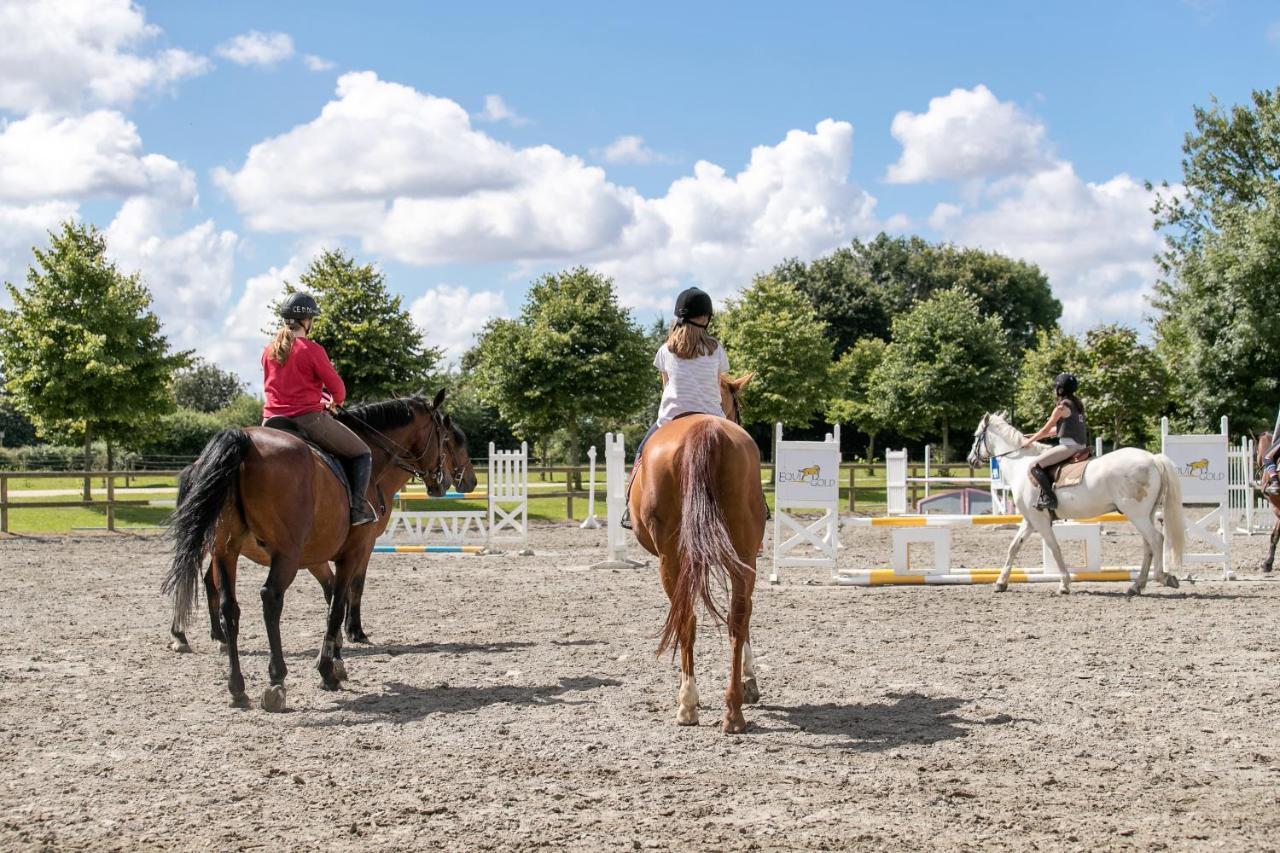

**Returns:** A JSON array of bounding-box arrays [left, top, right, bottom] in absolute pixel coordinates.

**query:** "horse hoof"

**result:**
[[170, 640, 192, 654], [332, 659, 348, 682], [675, 710, 699, 726], [1056, 587, 1070, 596], [1126, 585, 1141, 597], [346, 631, 371, 645], [722, 715, 748, 735], [1162, 575, 1181, 589], [262, 685, 287, 713], [993, 583, 1008, 593], [742, 678, 760, 705], [229, 693, 250, 709]]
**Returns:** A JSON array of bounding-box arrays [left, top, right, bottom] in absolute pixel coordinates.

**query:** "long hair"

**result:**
[[666, 320, 719, 359], [1058, 391, 1085, 417], [268, 320, 306, 365]]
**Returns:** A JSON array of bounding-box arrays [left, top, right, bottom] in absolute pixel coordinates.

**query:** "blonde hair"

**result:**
[[268, 320, 306, 365], [666, 319, 719, 359]]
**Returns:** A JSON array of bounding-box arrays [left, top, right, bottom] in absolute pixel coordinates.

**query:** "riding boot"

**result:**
[[620, 463, 640, 530], [1030, 465, 1058, 511], [347, 454, 377, 526]]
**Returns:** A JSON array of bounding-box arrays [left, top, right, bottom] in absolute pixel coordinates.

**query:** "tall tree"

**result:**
[[1080, 325, 1168, 448], [1151, 88, 1280, 431], [717, 275, 835, 429], [869, 288, 1013, 459], [0, 221, 187, 493], [1014, 329, 1085, 430], [465, 267, 651, 464], [825, 337, 890, 459], [172, 358, 244, 412], [287, 249, 442, 401]]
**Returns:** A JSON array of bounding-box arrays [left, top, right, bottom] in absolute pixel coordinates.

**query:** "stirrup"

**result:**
[[619, 507, 633, 530], [350, 498, 378, 527]]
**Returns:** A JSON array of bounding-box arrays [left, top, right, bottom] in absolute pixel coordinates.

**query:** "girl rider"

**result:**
[[262, 292, 377, 526], [1022, 372, 1088, 511], [620, 287, 730, 530]]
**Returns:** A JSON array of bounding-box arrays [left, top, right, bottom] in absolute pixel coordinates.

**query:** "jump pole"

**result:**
[[580, 445, 601, 530], [590, 432, 646, 570]]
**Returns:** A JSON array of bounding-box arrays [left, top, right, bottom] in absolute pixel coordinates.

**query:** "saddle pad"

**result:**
[[1054, 458, 1090, 489], [261, 417, 350, 493]]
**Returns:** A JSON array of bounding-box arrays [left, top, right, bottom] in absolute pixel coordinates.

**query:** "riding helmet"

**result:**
[[279, 291, 321, 321], [1054, 372, 1078, 396], [674, 287, 713, 322]]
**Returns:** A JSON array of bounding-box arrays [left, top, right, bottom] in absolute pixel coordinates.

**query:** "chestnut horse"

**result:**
[[163, 393, 451, 711], [629, 375, 765, 734], [1255, 432, 1280, 573]]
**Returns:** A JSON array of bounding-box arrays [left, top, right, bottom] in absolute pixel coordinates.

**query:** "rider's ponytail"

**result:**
[[666, 321, 719, 360], [268, 320, 304, 365]]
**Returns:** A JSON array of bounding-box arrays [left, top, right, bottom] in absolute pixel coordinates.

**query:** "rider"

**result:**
[[262, 292, 377, 526], [1022, 372, 1088, 511], [620, 286, 730, 530]]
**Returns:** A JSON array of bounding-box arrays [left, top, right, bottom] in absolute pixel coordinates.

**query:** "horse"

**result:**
[[967, 412, 1185, 596], [167, 411, 477, 654], [629, 374, 765, 734], [163, 392, 451, 711], [1254, 432, 1280, 573]]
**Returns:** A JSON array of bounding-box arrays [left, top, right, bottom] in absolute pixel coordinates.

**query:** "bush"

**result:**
[[140, 408, 223, 457], [216, 395, 264, 429]]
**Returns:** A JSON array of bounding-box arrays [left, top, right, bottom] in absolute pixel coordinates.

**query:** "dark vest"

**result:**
[[1056, 398, 1087, 445]]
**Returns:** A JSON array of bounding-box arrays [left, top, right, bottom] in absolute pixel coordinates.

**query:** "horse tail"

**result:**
[[657, 419, 753, 656], [163, 429, 252, 630], [1156, 453, 1185, 575]]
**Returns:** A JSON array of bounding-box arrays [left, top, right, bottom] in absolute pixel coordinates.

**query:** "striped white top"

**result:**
[[654, 342, 729, 426]]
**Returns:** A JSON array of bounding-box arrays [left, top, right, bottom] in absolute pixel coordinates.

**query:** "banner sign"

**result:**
[[775, 442, 840, 505], [1162, 434, 1228, 503]]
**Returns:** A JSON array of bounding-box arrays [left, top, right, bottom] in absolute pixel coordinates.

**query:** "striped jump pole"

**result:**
[[845, 512, 1129, 528], [835, 568, 1141, 587], [372, 544, 486, 554]]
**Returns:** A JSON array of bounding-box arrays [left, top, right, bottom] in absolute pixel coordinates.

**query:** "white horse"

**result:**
[[967, 412, 1185, 596]]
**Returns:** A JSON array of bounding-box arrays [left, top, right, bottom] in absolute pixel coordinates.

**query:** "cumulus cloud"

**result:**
[[304, 54, 335, 72], [474, 94, 528, 125], [215, 72, 879, 309], [0, 0, 209, 114], [409, 284, 508, 363], [596, 135, 671, 165], [215, 30, 296, 67], [886, 85, 1050, 183]]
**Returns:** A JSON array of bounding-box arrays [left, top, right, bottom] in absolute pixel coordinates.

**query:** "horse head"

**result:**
[[967, 411, 1022, 467], [440, 413, 479, 494], [720, 372, 754, 425]]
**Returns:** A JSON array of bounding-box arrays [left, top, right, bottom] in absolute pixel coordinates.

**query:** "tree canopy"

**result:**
[[173, 358, 244, 413]]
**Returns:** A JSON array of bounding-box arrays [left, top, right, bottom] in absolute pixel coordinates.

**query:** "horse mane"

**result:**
[[336, 396, 432, 433], [987, 412, 1047, 454]]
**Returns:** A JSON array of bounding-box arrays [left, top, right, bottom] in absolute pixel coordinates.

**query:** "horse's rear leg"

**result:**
[[205, 561, 226, 648], [345, 565, 371, 644], [260, 555, 299, 712], [742, 641, 760, 705], [1265, 519, 1280, 573], [723, 579, 752, 734], [1125, 512, 1170, 595], [318, 558, 357, 690], [214, 551, 249, 708], [658, 551, 699, 725]]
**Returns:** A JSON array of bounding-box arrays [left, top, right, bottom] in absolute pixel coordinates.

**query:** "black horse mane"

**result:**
[[335, 396, 433, 433]]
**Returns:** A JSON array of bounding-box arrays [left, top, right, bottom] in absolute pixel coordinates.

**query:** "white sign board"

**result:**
[[1162, 434, 1229, 503], [775, 443, 841, 506]]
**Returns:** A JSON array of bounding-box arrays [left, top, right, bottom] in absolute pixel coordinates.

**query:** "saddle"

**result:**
[[1044, 447, 1094, 489], [262, 416, 351, 494]]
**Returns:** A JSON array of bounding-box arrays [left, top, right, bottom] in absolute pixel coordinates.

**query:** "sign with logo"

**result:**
[[775, 443, 840, 505], [1162, 434, 1228, 502]]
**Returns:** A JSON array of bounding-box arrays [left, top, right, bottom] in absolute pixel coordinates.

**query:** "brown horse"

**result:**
[[1256, 432, 1280, 573], [628, 374, 765, 734], [163, 392, 450, 711]]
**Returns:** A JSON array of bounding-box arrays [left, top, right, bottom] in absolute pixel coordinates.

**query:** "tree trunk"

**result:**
[[941, 418, 950, 463], [867, 432, 877, 463], [565, 420, 581, 489], [82, 426, 92, 501]]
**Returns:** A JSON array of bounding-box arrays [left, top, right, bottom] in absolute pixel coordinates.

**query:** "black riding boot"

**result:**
[[620, 463, 639, 530], [348, 454, 377, 526], [1030, 465, 1057, 511]]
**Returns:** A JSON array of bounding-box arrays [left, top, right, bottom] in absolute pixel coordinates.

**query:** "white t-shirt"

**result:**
[[654, 342, 730, 426]]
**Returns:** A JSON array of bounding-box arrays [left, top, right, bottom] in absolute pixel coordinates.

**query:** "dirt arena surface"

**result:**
[[3, 523, 1279, 851]]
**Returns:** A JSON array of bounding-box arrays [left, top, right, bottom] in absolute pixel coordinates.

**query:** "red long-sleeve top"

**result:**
[[261, 338, 346, 418]]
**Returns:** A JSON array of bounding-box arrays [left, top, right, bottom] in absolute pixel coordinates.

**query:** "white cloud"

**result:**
[[304, 54, 335, 72], [596, 135, 671, 165], [0, 111, 193, 204], [215, 30, 295, 67], [475, 94, 528, 125], [216, 73, 879, 310], [886, 85, 1049, 183], [0, 201, 79, 303], [409, 285, 508, 363], [930, 162, 1165, 330], [0, 0, 209, 114]]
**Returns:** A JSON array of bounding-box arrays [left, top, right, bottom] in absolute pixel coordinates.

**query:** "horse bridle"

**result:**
[[973, 414, 1020, 464], [340, 403, 448, 489], [726, 384, 743, 424]]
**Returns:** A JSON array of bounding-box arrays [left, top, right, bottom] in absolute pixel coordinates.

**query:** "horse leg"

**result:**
[[345, 565, 371, 644], [260, 555, 299, 712], [742, 640, 760, 705], [1028, 516, 1071, 594], [1125, 511, 1165, 595], [304, 564, 347, 679], [204, 560, 226, 649], [317, 558, 355, 690], [723, 579, 751, 734], [995, 521, 1032, 592], [214, 550, 249, 708], [676, 614, 699, 726], [1265, 518, 1280, 573]]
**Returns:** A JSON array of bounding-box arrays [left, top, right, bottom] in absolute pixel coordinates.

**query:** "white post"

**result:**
[[923, 443, 932, 501], [590, 433, 645, 570], [580, 445, 600, 529], [1095, 436, 1103, 457]]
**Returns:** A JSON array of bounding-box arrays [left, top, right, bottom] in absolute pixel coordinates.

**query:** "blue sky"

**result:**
[[0, 0, 1276, 387]]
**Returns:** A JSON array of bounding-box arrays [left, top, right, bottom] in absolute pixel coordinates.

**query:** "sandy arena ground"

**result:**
[[2, 522, 1279, 851]]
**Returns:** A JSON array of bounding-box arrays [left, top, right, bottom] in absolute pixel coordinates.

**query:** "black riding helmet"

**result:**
[[1054, 372, 1078, 396], [280, 291, 321, 321], [674, 287, 713, 327]]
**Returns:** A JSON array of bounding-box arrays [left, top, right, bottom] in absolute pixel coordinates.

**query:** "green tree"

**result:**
[[1080, 325, 1168, 448], [869, 288, 1013, 459], [1014, 329, 1085, 429], [215, 394, 266, 429], [0, 221, 187, 494], [825, 337, 889, 460], [286, 249, 442, 401], [1151, 88, 1280, 431], [717, 275, 835, 429], [465, 267, 651, 464], [173, 357, 244, 412]]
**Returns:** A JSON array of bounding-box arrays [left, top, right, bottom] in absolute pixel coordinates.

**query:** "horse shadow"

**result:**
[[755, 692, 1019, 752], [308, 675, 623, 725], [340, 640, 536, 658]]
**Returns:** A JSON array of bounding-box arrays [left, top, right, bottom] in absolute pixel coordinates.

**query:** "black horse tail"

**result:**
[[163, 429, 252, 629]]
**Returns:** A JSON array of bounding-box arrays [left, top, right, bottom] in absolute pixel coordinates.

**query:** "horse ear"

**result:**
[[731, 372, 755, 391], [997, 410, 1009, 421], [433, 388, 447, 409]]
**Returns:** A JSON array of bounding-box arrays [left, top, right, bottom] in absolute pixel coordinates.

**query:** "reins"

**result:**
[[336, 402, 448, 489]]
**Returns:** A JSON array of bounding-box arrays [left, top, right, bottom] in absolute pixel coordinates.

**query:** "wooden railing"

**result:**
[[0, 470, 186, 534]]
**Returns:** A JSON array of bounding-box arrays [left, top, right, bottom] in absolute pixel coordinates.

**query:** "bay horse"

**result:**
[[629, 374, 764, 734], [1254, 432, 1280, 572], [163, 392, 451, 711], [968, 412, 1185, 596]]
